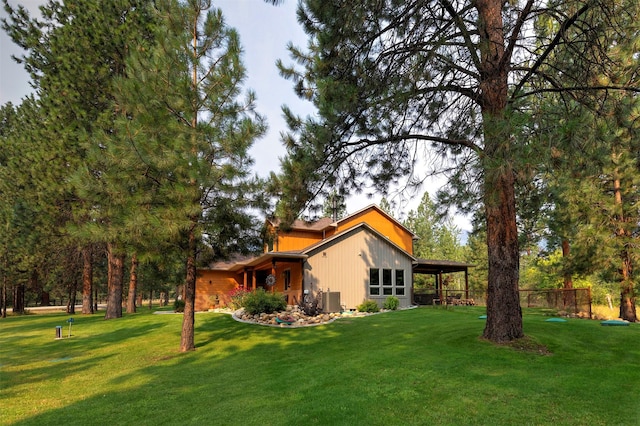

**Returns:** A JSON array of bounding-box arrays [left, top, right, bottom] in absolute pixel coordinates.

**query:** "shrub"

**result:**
[[174, 299, 185, 313], [299, 289, 323, 316], [357, 300, 380, 313], [228, 287, 251, 310], [383, 296, 400, 310], [242, 289, 287, 315]]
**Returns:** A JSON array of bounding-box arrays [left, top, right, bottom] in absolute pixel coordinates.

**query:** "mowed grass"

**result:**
[[1, 306, 640, 425]]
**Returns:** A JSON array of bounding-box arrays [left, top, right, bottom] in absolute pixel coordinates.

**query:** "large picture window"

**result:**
[[369, 267, 406, 297], [369, 268, 380, 295]]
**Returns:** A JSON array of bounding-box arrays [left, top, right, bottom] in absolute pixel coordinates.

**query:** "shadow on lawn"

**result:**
[[1, 315, 168, 363], [11, 307, 640, 425], [1, 353, 116, 397], [10, 314, 368, 425]]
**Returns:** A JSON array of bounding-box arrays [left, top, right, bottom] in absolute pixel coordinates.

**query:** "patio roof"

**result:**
[[412, 258, 474, 274]]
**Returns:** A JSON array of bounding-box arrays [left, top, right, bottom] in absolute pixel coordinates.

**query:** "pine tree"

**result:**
[[529, 3, 640, 321], [2, 0, 158, 318], [275, 0, 640, 341], [102, 0, 266, 351]]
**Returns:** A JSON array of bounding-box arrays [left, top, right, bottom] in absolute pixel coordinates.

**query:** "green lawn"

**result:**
[[1, 306, 639, 425]]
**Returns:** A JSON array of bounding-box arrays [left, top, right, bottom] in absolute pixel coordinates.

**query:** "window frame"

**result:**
[[395, 269, 405, 296], [283, 269, 291, 291], [369, 268, 380, 296], [382, 269, 393, 295]]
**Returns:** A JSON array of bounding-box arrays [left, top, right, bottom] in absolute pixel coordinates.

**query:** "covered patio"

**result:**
[[412, 259, 475, 305]]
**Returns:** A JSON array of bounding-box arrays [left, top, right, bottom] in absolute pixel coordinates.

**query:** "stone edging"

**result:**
[[230, 305, 418, 328]]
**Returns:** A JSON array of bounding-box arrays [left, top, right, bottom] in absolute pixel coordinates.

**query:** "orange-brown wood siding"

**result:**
[[195, 270, 241, 311], [335, 210, 414, 254], [270, 260, 304, 305], [276, 230, 323, 252]]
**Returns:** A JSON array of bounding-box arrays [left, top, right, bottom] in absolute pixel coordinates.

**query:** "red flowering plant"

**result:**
[[228, 287, 251, 310]]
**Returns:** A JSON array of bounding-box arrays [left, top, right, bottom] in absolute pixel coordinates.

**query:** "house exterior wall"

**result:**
[[304, 228, 413, 310], [265, 224, 323, 252], [195, 270, 241, 311], [196, 205, 416, 312], [270, 260, 304, 305], [333, 209, 414, 255], [275, 229, 323, 252]]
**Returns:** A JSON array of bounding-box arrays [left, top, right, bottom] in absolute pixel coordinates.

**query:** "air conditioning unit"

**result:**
[[322, 291, 341, 313]]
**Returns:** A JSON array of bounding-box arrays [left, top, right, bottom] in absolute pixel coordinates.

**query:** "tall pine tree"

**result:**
[[101, 0, 266, 351], [2, 0, 158, 317], [275, 0, 640, 341]]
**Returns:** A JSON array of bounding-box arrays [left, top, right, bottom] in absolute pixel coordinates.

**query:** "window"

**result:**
[[395, 269, 405, 296], [382, 269, 393, 295], [283, 269, 291, 290], [370, 268, 406, 297], [369, 268, 380, 295]]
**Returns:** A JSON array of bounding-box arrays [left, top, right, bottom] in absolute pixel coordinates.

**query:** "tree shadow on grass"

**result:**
[[1, 353, 116, 398], [8, 307, 637, 426]]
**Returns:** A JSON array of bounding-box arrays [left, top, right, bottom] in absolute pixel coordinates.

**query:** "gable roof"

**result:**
[[335, 204, 417, 239], [303, 221, 415, 260], [268, 204, 416, 238], [266, 216, 336, 232]]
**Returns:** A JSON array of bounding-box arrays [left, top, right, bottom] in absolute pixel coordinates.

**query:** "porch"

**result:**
[[412, 259, 475, 306]]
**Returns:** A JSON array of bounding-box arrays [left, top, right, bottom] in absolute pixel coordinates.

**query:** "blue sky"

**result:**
[[0, 1, 470, 230]]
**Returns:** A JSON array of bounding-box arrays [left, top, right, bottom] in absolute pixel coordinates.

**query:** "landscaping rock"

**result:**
[[234, 305, 358, 327], [230, 305, 416, 327]]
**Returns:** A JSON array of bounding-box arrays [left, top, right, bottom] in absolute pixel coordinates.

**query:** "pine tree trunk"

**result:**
[[561, 240, 573, 289], [1, 276, 6, 318], [13, 284, 25, 314], [67, 278, 77, 314], [477, 0, 523, 342], [180, 228, 197, 352], [482, 166, 523, 342], [41, 291, 51, 307], [561, 239, 575, 308], [613, 174, 636, 321], [620, 279, 636, 321], [105, 243, 124, 319], [82, 245, 94, 314], [127, 253, 138, 314]]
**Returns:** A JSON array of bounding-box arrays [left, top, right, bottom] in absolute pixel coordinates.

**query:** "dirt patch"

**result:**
[[497, 335, 552, 355]]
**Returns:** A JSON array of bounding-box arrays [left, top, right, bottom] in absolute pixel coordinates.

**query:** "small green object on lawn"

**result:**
[[478, 315, 487, 319], [545, 318, 567, 323], [600, 320, 630, 326], [67, 317, 74, 337]]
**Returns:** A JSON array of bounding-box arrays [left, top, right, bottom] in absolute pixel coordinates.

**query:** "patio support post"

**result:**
[[465, 269, 469, 299], [271, 260, 276, 293]]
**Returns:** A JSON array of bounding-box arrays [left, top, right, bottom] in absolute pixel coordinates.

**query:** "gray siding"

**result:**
[[304, 227, 413, 310]]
